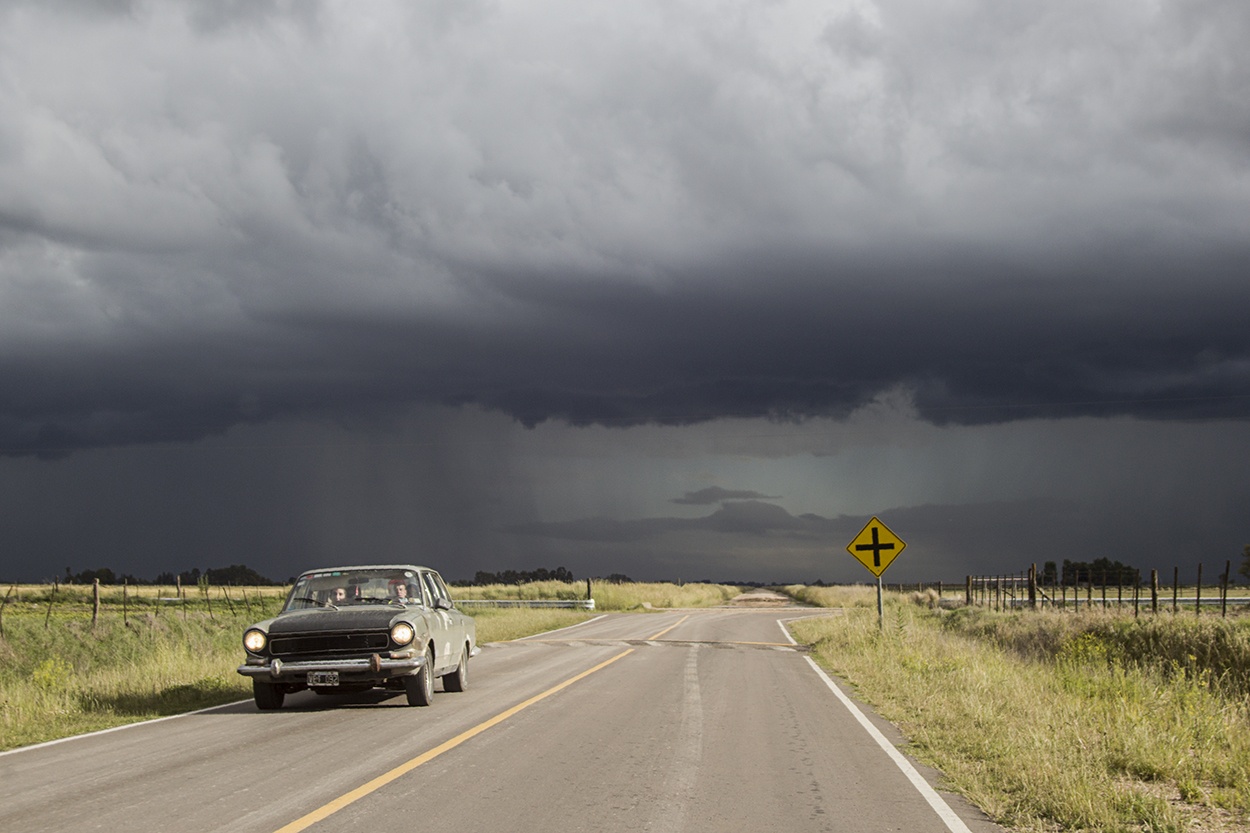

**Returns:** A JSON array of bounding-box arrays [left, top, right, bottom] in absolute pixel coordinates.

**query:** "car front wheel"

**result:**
[[404, 646, 435, 707], [442, 644, 469, 693], [253, 680, 285, 710]]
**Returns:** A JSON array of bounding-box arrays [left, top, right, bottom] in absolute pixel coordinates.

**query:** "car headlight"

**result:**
[[390, 622, 415, 646], [243, 629, 267, 653]]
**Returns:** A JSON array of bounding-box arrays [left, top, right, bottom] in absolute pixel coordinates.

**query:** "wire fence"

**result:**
[[965, 561, 1249, 616], [0, 579, 288, 636]]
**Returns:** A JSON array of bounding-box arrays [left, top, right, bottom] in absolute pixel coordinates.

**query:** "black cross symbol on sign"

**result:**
[[855, 526, 895, 568]]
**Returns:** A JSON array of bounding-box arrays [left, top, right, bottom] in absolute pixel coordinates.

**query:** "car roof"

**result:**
[[296, 565, 435, 577]]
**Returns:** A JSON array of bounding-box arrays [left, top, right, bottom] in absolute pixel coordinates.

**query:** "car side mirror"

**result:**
[[435, 597, 454, 611]]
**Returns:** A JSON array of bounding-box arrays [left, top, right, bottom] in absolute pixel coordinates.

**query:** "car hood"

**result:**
[[267, 607, 408, 635]]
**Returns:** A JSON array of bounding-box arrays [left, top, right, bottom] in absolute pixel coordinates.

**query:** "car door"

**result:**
[[421, 570, 456, 674], [434, 571, 472, 658]]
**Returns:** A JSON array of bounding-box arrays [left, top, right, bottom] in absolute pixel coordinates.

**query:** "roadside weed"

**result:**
[[789, 603, 1249, 832]]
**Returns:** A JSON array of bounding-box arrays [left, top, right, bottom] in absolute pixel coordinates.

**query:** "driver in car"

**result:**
[[390, 580, 420, 604]]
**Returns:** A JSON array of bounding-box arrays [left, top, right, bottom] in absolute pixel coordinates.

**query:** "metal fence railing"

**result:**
[[456, 598, 596, 610]]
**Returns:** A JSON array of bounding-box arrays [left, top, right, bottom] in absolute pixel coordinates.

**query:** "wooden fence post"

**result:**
[[92, 579, 101, 628], [44, 583, 57, 629], [0, 584, 14, 639], [1196, 563, 1202, 616], [1172, 567, 1179, 614], [965, 575, 972, 606], [1222, 560, 1231, 619], [1028, 564, 1037, 610], [123, 579, 128, 626], [1150, 569, 1158, 614]]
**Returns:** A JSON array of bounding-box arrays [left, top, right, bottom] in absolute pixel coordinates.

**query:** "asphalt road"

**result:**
[[0, 604, 1005, 833]]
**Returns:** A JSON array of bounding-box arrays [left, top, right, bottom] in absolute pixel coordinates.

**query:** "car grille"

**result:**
[[269, 631, 390, 657]]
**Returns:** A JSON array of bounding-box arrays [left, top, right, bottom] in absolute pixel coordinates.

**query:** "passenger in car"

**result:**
[[390, 580, 420, 604]]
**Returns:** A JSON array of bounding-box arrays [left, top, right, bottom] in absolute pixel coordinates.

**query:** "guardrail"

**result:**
[[457, 599, 596, 610]]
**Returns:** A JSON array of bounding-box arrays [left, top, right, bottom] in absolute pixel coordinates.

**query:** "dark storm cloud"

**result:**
[[1, 1, 1248, 588], [499, 496, 1117, 583], [498, 490, 1249, 585], [672, 487, 781, 505], [2, 0, 1248, 457], [4, 251, 1248, 457], [506, 500, 833, 543]]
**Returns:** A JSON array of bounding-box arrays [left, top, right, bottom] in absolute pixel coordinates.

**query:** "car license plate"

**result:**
[[307, 671, 339, 686]]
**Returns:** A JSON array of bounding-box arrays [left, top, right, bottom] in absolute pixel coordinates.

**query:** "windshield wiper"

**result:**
[[289, 596, 338, 610], [358, 596, 405, 607]]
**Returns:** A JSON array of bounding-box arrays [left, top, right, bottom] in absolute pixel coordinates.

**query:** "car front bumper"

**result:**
[[237, 653, 426, 682]]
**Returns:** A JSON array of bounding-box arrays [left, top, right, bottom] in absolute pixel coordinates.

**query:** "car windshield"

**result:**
[[284, 569, 424, 612]]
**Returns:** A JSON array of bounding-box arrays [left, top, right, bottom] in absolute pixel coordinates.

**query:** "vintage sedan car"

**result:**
[[237, 565, 477, 710]]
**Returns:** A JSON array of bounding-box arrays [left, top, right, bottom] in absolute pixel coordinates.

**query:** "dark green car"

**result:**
[[237, 565, 477, 709]]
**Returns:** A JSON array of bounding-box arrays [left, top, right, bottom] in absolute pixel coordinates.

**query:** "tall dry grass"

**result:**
[[780, 583, 884, 609], [0, 610, 261, 750], [789, 601, 1250, 833], [0, 586, 600, 750], [455, 580, 740, 611], [471, 607, 596, 642]]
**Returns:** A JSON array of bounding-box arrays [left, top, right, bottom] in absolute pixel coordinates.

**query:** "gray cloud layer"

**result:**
[[2, 1, 1248, 457], [1, 2, 1247, 584]]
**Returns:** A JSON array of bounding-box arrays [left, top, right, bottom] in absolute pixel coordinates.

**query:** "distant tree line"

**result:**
[[469, 566, 576, 585], [1039, 559, 1140, 586], [63, 564, 279, 586]]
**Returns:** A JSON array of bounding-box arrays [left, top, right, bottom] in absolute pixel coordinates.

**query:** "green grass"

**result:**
[[472, 607, 596, 642], [780, 583, 882, 609], [788, 599, 1250, 833], [0, 610, 266, 750], [588, 581, 741, 610], [456, 580, 741, 611], [0, 589, 595, 751]]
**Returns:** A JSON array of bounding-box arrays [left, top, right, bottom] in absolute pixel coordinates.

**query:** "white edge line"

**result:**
[[775, 614, 827, 644], [802, 656, 974, 833], [513, 613, 608, 641], [778, 616, 972, 833], [9, 613, 612, 756], [0, 698, 251, 759]]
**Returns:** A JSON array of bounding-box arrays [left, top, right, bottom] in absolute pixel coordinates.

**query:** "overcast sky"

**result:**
[[2, 0, 1248, 585]]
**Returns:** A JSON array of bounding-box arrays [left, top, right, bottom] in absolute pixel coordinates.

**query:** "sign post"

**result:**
[[846, 516, 906, 631]]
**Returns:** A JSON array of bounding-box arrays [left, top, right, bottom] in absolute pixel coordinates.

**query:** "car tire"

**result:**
[[442, 645, 469, 693], [404, 646, 435, 707], [253, 680, 285, 710]]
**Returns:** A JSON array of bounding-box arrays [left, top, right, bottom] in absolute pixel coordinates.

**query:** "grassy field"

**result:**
[[787, 592, 1250, 833], [0, 579, 739, 751], [455, 579, 741, 610]]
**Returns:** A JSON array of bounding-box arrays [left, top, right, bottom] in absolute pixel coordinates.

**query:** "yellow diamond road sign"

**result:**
[[847, 517, 906, 577]]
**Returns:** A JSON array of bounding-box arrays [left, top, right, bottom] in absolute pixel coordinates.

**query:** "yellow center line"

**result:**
[[520, 638, 794, 648], [646, 613, 690, 640], [272, 648, 635, 833]]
